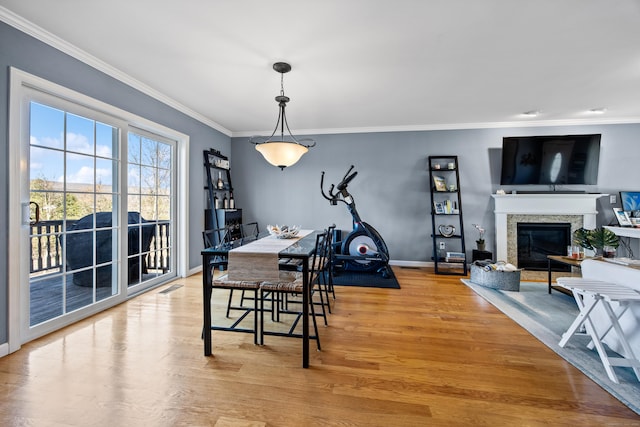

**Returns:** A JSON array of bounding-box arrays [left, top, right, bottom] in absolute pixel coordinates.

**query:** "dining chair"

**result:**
[[287, 225, 336, 320], [209, 274, 262, 345], [258, 230, 327, 350], [203, 227, 249, 317], [315, 225, 336, 314], [240, 222, 260, 243], [202, 227, 231, 271]]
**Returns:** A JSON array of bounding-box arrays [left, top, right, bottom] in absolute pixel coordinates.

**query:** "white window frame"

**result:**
[[8, 67, 189, 352]]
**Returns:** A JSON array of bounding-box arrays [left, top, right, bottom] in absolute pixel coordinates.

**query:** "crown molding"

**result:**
[[233, 117, 640, 138], [0, 7, 232, 137], [3, 7, 639, 140]]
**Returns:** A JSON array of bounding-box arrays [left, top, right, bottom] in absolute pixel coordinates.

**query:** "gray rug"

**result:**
[[461, 279, 640, 415]]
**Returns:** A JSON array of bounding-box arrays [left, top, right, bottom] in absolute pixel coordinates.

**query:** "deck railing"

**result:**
[[30, 219, 171, 276]]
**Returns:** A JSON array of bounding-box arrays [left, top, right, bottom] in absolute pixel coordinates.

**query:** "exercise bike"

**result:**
[[320, 165, 391, 278]]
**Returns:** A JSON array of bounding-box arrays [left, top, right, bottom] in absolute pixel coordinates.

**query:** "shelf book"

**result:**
[[433, 176, 447, 191]]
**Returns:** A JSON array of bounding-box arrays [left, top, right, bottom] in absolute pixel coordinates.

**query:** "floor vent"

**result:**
[[159, 284, 183, 294]]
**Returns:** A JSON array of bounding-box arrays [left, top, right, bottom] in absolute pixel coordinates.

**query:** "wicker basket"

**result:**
[[470, 264, 521, 291]]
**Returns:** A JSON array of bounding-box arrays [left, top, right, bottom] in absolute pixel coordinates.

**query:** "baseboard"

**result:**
[[389, 260, 432, 268], [197, 259, 437, 271], [0, 342, 9, 358], [188, 265, 203, 277]]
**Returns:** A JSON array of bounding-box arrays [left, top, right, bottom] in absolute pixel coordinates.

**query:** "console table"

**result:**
[[577, 259, 640, 361], [547, 255, 589, 295]]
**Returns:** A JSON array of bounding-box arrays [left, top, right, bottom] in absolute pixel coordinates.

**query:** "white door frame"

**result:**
[[7, 68, 189, 353]]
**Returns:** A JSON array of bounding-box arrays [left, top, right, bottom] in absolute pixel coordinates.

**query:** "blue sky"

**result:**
[[29, 101, 116, 187]]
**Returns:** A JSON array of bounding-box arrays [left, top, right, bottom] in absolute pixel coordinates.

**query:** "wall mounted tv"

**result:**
[[499, 134, 601, 186]]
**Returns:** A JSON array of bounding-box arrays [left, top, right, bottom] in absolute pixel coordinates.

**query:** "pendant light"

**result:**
[[251, 62, 315, 170]]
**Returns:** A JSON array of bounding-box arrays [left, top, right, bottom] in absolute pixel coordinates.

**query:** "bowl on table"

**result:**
[[267, 225, 300, 239]]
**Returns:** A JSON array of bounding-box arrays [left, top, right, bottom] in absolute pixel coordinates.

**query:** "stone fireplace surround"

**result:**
[[492, 194, 605, 265]]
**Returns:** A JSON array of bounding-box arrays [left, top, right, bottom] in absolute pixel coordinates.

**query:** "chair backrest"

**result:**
[[240, 222, 260, 243], [203, 227, 230, 249], [325, 224, 336, 268], [309, 229, 331, 282]]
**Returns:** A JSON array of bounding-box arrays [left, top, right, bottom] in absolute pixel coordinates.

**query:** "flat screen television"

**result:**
[[499, 134, 601, 186]]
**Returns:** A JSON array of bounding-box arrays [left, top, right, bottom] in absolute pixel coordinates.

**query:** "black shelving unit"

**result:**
[[428, 155, 467, 275], [203, 149, 242, 243]]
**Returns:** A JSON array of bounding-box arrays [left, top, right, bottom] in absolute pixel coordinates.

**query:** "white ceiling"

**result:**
[[2, 0, 640, 137]]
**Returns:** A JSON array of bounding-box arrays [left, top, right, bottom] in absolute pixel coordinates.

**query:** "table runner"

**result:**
[[227, 229, 313, 282]]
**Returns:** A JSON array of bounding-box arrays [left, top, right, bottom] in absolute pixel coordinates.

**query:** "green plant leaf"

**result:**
[[587, 227, 619, 249], [573, 228, 593, 250]]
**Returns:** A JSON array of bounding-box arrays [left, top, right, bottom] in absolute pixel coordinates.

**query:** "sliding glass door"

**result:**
[[28, 101, 122, 330], [126, 130, 175, 295], [14, 77, 179, 343]]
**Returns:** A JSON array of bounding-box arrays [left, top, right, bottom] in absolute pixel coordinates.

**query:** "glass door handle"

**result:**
[[29, 201, 40, 226]]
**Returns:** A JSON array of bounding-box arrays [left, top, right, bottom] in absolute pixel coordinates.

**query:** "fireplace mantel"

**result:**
[[492, 193, 606, 261]]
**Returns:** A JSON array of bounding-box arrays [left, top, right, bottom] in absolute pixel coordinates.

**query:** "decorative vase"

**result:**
[[476, 241, 486, 251]]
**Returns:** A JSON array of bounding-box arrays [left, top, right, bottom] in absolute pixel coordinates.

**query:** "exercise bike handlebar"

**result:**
[[320, 165, 358, 202], [337, 171, 357, 191]]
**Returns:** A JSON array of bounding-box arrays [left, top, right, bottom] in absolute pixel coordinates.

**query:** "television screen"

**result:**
[[500, 134, 601, 185], [620, 191, 640, 213]]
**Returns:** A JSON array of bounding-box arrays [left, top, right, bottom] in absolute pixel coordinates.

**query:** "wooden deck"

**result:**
[[29, 270, 163, 326]]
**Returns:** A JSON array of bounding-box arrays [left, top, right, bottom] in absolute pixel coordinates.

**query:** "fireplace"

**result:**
[[517, 223, 571, 271], [492, 193, 604, 265]]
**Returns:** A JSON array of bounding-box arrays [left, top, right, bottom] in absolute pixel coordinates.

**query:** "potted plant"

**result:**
[[473, 224, 486, 251], [573, 227, 619, 257]]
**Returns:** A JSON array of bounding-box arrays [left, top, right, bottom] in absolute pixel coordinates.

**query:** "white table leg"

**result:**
[[601, 300, 640, 382], [559, 292, 620, 383], [586, 303, 630, 350], [559, 293, 598, 347]]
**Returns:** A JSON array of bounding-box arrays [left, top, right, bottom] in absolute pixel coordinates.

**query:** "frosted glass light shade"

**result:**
[[255, 142, 309, 169]]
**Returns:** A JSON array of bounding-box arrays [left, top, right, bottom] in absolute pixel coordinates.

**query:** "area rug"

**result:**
[[461, 279, 640, 415], [330, 269, 400, 289]]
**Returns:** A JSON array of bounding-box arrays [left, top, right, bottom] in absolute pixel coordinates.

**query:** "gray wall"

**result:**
[[0, 22, 230, 345], [232, 123, 640, 261], [3, 20, 640, 348]]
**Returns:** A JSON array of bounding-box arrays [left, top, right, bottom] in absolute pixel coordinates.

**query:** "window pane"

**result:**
[[128, 133, 141, 164], [65, 192, 94, 221], [66, 152, 95, 188], [96, 121, 116, 159], [65, 230, 94, 273], [128, 194, 141, 214], [96, 194, 114, 214], [157, 196, 170, 220], [128, 164, 141, 194], [30, 190, 65, 221], [66, 113, 95, 155], [30, 102, 64, 150], [140, 137, 157, 167], [158, 142, 171, 169], [95, 158, 114, 193], [158, 167, 171, 196], [30, 146, 64, 183], [140, 166, 157, 195], [141, 195, 157, 220]]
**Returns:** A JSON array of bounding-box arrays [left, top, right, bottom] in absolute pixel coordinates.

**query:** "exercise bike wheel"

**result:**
[[342, 223, 389, 272]]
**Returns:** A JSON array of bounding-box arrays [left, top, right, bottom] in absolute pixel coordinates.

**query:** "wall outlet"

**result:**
[[610, 195, 616, 204], [439, 241, 446, 250]]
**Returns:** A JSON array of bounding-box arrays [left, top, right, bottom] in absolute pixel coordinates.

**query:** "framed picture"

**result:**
[[620, 191, 640, 214], [433, 176, 447, 192], [613, 207, 632, 226], [434, 202, 445, 214]]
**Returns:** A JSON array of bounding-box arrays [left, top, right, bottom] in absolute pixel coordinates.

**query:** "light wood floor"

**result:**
[[1, 267, 639, 426]]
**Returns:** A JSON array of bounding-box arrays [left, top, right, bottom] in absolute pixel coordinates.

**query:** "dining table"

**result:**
[[201, 229, 320, 368]]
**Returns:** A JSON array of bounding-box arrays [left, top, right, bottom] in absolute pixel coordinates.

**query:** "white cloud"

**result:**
[[30, 134, 63, 149], [65, 166, 113, 186], [66, 132, 92, 153]]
